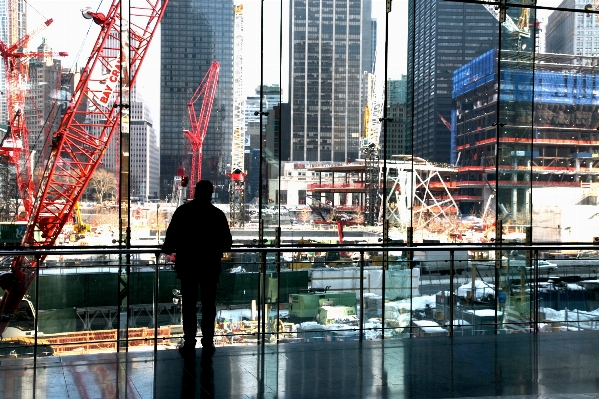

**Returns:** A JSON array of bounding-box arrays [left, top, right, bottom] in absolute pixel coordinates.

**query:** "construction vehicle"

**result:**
[[325, 218, 353, 267], [289, 238, 318, 270], [307, 196, 355, 266], [0, 0, 168, 335], [71, 202, 90, 241], [183, 61, 219, 197]]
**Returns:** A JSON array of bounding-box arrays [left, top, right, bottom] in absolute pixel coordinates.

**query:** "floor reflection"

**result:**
[[1, 334, 599, 398]]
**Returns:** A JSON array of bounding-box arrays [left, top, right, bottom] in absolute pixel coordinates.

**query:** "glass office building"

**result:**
[[289, 0, 372, 162], [160, 0, 234, 200]]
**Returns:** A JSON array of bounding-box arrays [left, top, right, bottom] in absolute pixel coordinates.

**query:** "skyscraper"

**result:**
[[408, 1, 498, 164], [26, 39, 63, 167], [546, 0, 597, 57], [289, 0, 372, 162], [387, 76, 407, 105], [160, 1, 234, 200]]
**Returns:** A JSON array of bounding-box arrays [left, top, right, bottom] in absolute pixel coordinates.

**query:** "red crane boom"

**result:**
[[0, 16, 58, 218], [183, 61, 219, 195], [0, 0, 168, 334], [438, 113, 452, 131]]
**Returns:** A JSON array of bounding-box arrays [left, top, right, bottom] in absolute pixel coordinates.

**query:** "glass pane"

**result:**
[[496, 2, 537, 332]]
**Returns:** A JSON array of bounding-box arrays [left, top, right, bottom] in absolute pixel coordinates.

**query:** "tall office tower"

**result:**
[[386, 103, 407, 157], [387, 76, 407, 105], [130, 89, 160, 201], [546, 0, 598, 57], [91, 81, 159, 202], [386, 76, 408, 157], [289, 0, 372, 162], [260, 84, 284, 108], [370, 19, 377, 73], [245, 95, 268, 128], [160, 1, 234, 200], [26, 39, 62, 167], [408, 1, 498, 164], [245, 85, 285, 134], [0, 0, 27, 124]]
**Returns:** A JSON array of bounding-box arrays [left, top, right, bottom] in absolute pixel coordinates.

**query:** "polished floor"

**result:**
[[1, 332, 599, 398]]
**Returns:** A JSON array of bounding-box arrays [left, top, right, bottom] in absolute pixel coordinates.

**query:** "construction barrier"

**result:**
[[44, 326, 171, 354]]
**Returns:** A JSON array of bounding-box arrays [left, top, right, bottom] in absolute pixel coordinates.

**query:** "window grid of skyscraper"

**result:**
[[160, 0, 234, 200], [290, 0, 372, 163]]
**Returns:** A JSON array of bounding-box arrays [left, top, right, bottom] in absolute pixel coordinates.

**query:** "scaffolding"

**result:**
[[362, 145, 380, 225], [386, 156, 460, 232]]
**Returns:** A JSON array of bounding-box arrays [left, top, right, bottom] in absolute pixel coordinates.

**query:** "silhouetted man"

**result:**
[[162, 180, 232, 358]]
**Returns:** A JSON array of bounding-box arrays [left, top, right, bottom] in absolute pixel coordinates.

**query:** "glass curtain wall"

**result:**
[[8, 0, 599, 363]]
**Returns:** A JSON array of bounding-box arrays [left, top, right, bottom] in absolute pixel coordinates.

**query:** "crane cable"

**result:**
[[25, 0, 106, 73], [22, 0, 107, 191]]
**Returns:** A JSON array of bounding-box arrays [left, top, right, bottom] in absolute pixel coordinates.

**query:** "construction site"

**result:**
[[1, 0, 599, 358]]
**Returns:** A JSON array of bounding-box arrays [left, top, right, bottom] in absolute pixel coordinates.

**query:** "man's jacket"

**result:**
[[162, 200, 232, 279]]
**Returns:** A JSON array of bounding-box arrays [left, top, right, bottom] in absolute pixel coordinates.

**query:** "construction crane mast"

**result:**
[[361, 71, 383, 226], [228, 4, 246, 227], [362, 71, 383, 148], [0, 0, 168, 334], [183, 60, 219, 197]]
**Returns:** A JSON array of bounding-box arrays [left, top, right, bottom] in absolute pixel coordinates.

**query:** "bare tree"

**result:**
[[89, 168, 117, 203], [298, 207, 312, 225]]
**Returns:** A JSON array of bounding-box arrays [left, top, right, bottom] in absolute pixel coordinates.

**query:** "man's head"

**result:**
[[194, 180, 214, 202]]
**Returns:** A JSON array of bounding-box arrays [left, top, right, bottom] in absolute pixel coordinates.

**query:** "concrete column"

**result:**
[[512, 188, 518, 219], [524, 160, 531, 181]]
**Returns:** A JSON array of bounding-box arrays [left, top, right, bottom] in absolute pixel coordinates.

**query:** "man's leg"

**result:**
[[181, 279, 200, 348], [199, 277, 218, 348]]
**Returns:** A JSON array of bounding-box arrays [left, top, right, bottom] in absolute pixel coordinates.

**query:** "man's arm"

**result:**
[[161, 208, 180, 254], [220, 212, 232, 253]]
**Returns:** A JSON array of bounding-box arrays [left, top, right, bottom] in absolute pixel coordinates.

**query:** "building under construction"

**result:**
[[305, 156, 459, 234], [453, 50, 599, 217]]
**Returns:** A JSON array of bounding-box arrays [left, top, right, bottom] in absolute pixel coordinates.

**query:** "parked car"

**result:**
[[510, 259, 558, 272]]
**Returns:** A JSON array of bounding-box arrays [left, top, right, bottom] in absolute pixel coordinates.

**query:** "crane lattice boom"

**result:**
[[0, 0, 168, 334], [0, 15, 57, 218], [184, 61, 219, 195]]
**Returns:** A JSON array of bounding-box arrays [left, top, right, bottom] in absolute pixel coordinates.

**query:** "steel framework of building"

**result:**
[[384, 156, 460, 233]]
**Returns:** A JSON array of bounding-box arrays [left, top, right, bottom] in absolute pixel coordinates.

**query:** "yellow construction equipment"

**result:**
[[73, 202, 91, 236]]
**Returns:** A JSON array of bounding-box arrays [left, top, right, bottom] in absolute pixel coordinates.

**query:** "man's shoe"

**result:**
[[178, 345, 196, 358], [201, 345, 215, 358]]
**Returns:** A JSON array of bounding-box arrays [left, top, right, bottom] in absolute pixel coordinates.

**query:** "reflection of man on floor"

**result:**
[[162, 180, 232, 358]]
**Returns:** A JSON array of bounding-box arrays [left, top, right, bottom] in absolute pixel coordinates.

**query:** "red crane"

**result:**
[[0, 12, 61, 219], [0, 0, 168, 334], [183, 61, 219, 196], [438, 113, 452, 132]]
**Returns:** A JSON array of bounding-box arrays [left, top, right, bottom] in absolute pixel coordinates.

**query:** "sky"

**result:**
[[23, 0, 568, 125], [25, 1, 408, 103]]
